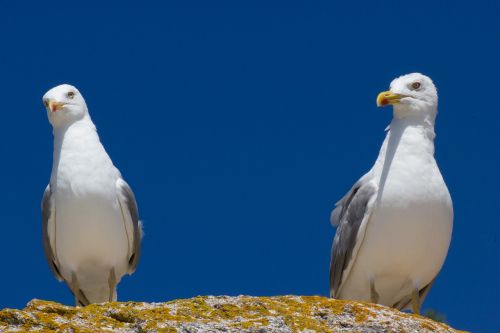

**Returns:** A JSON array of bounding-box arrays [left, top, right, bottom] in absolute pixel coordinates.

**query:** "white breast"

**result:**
[[51, 119, 129, 280], [339, 121, 453, 307]]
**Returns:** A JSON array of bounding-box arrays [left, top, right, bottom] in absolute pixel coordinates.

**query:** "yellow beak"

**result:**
[[46, 100, 65, 112], [376, 91, 405, 107]]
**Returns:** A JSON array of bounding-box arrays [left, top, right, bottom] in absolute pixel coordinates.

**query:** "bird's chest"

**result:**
[[49, 123, 130, 271], [380, 167, 445, 208], [52, 147, 122, 228], [52, 158, 126, 269], [375, 160, 451, 227], [53, 147, 118, 197], [367, 146, 453, 257], [375, 130, 447, 208], [365, 162, 452, 275], [54, 166, 120, 232]]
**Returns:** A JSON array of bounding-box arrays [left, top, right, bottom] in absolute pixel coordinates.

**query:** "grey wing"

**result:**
[[330, 172, 372, 226], [116, 179, 142, 274], [329, 179, 377, 298], [41, 185, 63, 281]]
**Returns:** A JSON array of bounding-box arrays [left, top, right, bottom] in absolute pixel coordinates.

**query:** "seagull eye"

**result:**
[[411, 82, 421, 90], [67, 91, 75, 99], [44, 100, 49, 107]]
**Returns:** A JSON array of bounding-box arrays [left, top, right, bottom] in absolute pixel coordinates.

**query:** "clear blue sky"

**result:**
[[0, 1, 498, 332]]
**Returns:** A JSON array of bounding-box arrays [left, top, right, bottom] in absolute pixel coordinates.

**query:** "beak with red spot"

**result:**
[[45, 99, 65, 112], [376, 91, 406, 107]]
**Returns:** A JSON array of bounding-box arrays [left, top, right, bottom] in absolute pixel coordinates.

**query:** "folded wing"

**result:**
[[330, 175, 377, 298], [116, 179, 142, 274], [41, 185, 63, 281]]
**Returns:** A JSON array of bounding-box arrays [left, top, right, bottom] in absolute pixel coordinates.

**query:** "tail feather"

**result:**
[[67, 267, 119, 306], [69, 283, 116, 305], [75, 288, 91, 306]]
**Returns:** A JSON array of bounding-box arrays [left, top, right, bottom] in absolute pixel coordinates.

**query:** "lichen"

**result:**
[[0, 296, 464, 333]]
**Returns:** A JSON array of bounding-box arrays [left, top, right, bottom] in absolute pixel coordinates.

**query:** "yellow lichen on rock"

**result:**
[[0, 296, 465, 333]]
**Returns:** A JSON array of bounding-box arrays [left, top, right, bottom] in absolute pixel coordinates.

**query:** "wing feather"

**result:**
[[116, 179, 142, 274], [41, 185, 63, 281], [329, 177, 377, 298]]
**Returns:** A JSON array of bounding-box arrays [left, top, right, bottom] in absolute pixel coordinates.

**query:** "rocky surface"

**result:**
[[0, 295, 465, 332]]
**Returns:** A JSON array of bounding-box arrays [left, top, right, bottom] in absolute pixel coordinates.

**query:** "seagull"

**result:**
[[41, 84, 142, 306], [329, 73, 453, 314]]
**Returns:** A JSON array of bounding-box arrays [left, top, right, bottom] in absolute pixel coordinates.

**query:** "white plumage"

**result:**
[[42, 84, 141, 305], [330, 73, 453, 313]]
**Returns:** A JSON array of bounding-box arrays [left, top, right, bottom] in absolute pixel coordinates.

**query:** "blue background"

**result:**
[[0, 1, 498, 332]]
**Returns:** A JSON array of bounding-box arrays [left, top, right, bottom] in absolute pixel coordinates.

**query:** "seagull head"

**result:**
[[43, 84, 88, 127], [376, 73, 438, 119]]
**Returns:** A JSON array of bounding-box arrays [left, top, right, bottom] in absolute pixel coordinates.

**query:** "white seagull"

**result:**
[[329, 73, 453, 313], [41, 84, 142, 306]]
